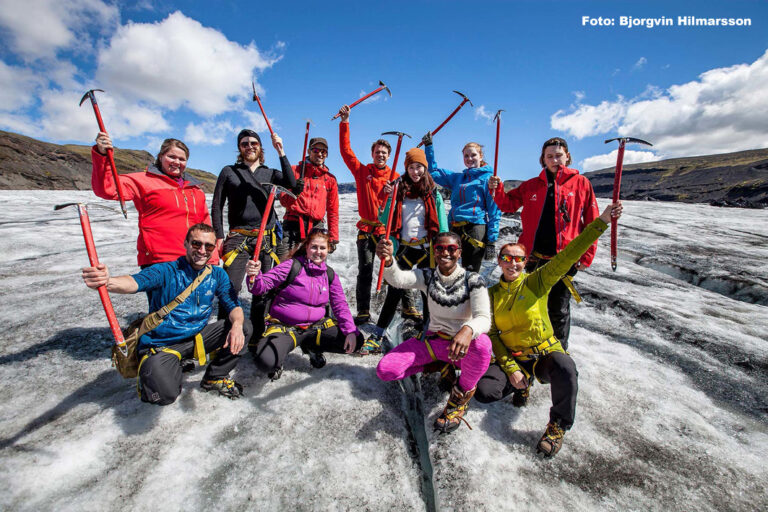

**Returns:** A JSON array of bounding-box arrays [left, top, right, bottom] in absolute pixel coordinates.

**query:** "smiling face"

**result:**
[[463, 146, 483, 169], [159, 146, 188, 178], [498, 243, 527, 282], [239, 137, 262, 165], [434, 234, 461, 275], [407, 162, 425, 183], [372, 144, 390, 169], [184, 229, 216, 270], [542, 144, 570, 174], [305, 234, 329, 265], [309, 144, 328, 166]]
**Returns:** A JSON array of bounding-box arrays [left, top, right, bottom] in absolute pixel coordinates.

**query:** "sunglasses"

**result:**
[[308, 227, 329, 236], [239, 141, 260, 148], [189, 240, 216, 253], [499, 254, 526, 263], [311, 147, 328, 155], [434, 244, 460, 254]]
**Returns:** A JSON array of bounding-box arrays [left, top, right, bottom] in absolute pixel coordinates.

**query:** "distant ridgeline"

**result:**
[[2, 129, 766, 207]]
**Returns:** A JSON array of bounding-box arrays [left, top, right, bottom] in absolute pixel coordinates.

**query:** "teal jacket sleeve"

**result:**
[[425, 143, 456, 189]]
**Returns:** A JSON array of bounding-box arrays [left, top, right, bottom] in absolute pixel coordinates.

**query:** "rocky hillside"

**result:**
[[584, 148, 768, 207], [0, 130, 217, 192]]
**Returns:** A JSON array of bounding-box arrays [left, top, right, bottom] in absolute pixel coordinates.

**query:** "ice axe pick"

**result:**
[[79, 89, 128, 219], [418, 91, 473, 147], [604, 137, 653, 271], [332, 81, 391, 120]]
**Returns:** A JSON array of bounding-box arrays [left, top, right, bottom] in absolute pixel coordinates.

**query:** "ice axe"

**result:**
[[248, 184, 297, 286], [54, 202, 126, 354], [417, 91, 473, 147], [251, 80, 275, 138], [492, 109, 504, 197], [79, 89, 128, 219], [298, 119, 312, 239], [604, 137, 653, 271], [332, 81, 391, 120], [375, 131, 410, 292]]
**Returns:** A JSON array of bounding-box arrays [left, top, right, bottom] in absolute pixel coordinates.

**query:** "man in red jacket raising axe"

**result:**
[[337, 104, 399, 325]]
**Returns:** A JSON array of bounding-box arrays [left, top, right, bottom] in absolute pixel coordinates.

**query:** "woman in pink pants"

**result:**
[[375, 232, 492, 433]]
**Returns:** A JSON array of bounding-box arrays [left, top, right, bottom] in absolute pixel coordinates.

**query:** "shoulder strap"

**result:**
[[326, 266, 335, 285], [275, 258, 303, 295]]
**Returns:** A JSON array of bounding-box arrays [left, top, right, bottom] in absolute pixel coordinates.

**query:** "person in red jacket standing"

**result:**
[[488, 137, 599, 354], [337, 104, 399, 325], [277, 137, 340, 260], [92, 133, 216, 268]]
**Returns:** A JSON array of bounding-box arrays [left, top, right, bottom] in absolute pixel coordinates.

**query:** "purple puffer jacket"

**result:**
[[247, 255, 357, 335]]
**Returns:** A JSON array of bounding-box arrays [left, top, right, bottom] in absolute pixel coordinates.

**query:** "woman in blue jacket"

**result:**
[[422, 132, 501, 272]]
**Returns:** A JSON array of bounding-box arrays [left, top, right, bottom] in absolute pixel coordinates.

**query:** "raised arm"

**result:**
[[424, 142, 455, 189], [338, 107, 365, 177], [91, 133, 138, 201]]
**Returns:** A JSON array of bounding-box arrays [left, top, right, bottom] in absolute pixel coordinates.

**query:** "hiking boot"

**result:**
[[180, 358, 195, 373], [200, 377, 243, 399], [302, 346, 327, 369], [401, 307, 423, 322], [537, 421, 566, 457], [512, 387, 530, 408], [434, 385, 476, 433], [438, 364, 457, 393], [358, 334, 383, 356], [354, 311, 371, 326], [268, 366, 283, 381]]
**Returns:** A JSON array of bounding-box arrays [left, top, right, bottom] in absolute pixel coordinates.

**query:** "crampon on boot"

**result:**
[[434, 385, 476, 433], [268, 366, 283, 381], [200, 377, 243, 399], [358, 327, 385, 356], [512, 386, 530, 408], [401, 307, 423, 322], [537, 421, 565, 457]]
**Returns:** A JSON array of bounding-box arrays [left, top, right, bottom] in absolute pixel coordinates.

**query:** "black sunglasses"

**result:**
[[189, 240, 216, 253]]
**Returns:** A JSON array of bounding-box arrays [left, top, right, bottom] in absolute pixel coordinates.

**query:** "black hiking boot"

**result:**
[[302, 346, 327, 369], [200, 377, 243, 399], [180, 358, 195, 373], [268, 366, 283, 381], [354, 311, 371, 326], [512, 387, 530, 408]]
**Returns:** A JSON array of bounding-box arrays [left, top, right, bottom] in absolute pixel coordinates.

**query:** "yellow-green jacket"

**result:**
[[489, 218, 608, 375]]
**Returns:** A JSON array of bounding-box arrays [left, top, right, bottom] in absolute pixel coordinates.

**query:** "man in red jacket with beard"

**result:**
[[337, 104, 398, 325], [489, 137, 599, 354], [277, 137, 340, 260]]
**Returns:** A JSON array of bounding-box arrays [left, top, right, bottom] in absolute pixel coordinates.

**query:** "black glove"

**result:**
[[293, 178, 305, 195], [484, 243, 496, 261], [329, 240, 338, 253], [421, 131, 432, 147]]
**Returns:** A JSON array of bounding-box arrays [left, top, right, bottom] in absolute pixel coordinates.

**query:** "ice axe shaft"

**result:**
[[252, 81, 274, 137], [248, 184, 297, 286], [79, 89, 128, 219], [417, 91, 473, 147], [376, 131, 410, 291], [300, 120, 311, 180], [604, 137, 653, 271], [55, 203, 126, 350], [492, 110, 504, 197], [332, 81, 391, 120]]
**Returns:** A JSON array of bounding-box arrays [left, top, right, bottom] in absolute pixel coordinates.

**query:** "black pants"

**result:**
[[276, 218, 326, 262], [377, 244, 429, 329], [252, 325, 363, 373], [355, 230, 378, 316], [475, 352, 578, 429], [526, 259, 577, 349], [137, 319, 254, 406], [451, 223, 486, 273], [220, 232, 277, 340]]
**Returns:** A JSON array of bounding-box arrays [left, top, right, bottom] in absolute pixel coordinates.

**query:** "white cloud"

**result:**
[[573, 90, 586, 103], [551, 49, 768, 157], [632, 57, 647, 71], [0, 0, 118, 60], [581, 149, 659, 172], [96, 11, 281, 117], [242, 111, 271, 134], [184, 120, 235, 145], [0, 60, 42, 111], [474, 105, 494, 123]]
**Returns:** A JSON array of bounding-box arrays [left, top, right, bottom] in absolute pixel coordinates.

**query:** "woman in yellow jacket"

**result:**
[[475, 201, 623, 457]]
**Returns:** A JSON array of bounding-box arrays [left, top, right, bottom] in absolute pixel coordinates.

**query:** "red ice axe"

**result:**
[[332, 81, 391, 120], [248, 184, 297, 286], [252, 80, 275, 138], [491, 109, 504, 197], [297, 119, 312, 239], [54, 202, 126, 354], [375, 131, 410, 292], [417, 90, 473, 147], [604, 137, 653, 271], [79, 89, 128, 219]]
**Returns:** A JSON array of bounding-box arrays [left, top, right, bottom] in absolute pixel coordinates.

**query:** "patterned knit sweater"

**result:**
[[383, 262, 490, 338]]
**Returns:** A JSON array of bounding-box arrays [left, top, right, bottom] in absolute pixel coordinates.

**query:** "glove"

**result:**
[[329, 240, 338, 253], [484, 243, 496, 261], [293, 178, 305, 195], [421, 131, 432, 147]]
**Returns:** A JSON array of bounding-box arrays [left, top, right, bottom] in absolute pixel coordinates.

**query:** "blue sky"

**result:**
[[1, 0, 766, 182]]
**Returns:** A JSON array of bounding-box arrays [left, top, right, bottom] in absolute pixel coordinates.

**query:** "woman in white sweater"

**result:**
[[375, 232, 492, 433]]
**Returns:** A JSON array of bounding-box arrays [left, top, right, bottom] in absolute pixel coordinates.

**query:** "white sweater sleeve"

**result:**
[[382, 261, 426, 293], [463, 284, 491, 338]]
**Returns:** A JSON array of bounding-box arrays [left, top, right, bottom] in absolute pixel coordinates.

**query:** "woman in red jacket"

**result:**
[[488, 137, 599, 354], [92, 132, 215, 267]]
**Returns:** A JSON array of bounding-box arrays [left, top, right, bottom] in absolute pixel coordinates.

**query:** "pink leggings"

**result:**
[[376, 334, 492, 391]]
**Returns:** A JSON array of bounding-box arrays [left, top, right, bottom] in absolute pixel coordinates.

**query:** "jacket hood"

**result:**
[[537, 166, 580, 184], [296, 254, 328, 275]]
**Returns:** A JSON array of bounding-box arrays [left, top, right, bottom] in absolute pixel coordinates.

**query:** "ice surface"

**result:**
[[0, 191, 766, 511]]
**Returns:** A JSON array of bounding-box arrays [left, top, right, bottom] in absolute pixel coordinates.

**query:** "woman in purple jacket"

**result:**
[[246, 228, 362, 379]]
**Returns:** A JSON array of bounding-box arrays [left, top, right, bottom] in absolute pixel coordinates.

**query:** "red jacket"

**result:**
[[494, 166, 599, 267], [91, 147, 216, 266], [279, 160, 340, 242], [339, 122, 398, 235]]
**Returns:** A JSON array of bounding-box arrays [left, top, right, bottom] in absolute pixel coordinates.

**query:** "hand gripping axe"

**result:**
[[418, 91, 473, 147], [79, 89, 128, 219], [54, 202, 126, 354], [248, 184, 297, 286], [604, 137, 653, 271], [332, 81, 391, 120], [376, 131, 411, 292]]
